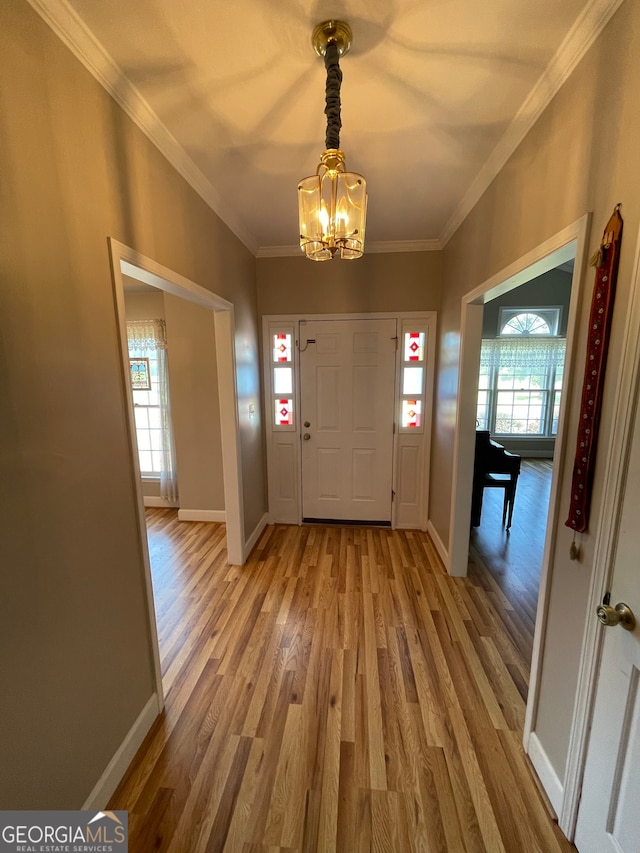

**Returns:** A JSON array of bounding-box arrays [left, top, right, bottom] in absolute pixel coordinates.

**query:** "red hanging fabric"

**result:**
[[565, 205, 623, 533]]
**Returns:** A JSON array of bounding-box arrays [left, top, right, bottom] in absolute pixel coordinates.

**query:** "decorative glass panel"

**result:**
[[275, 398, 293, 426], [274, 367, 293, 395], [129, 358, 151, 390], [273, 333, 292, 363], [501, 312, 551, 335], [404, 332, 425, 362], [403, 367, 423, 396], [402, 399, 422, 428]]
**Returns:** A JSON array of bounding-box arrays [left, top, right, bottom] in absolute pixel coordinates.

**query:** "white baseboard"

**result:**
[[143, 496, 179, 508], [178, 509, 226, 522], [243, 513, 270, 561], [527, 732, 564, 818], [82, 693, 160, 809], [426, 520, 449, 570]]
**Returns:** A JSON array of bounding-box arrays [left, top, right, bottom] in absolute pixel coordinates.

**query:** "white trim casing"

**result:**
[[426, 520, 449, 570], [263, 312, 436, 530], [527, 732, 564, 819], [109, 239, 248, 717], [394, 317, 437, 530], [243, 514, 270, 562], [444, 215, 592, 821], [178, 509, 226, 523], [263, 321, 300, 525], [82, 693, 160, 809], [449, 216, 590, 579], [559, 218, 640, 839]]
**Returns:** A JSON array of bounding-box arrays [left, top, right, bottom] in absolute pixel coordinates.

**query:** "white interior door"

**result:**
[[574, 395, 640, 852], [300, 318, 397, 522]]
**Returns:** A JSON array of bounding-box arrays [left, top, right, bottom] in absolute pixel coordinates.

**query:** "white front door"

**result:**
[[574, 397, 640, 852], [299, 318, 397, 522]]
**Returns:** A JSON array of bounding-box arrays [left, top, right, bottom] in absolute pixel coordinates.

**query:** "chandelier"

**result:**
[[298, 21, 367, 261]]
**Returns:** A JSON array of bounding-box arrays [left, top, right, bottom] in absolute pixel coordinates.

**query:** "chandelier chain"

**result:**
[[324, 42, 342, 150]]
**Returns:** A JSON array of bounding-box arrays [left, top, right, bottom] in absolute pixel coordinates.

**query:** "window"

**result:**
[[270, 328, 296, 430], [130, 349, 163, 474], [477, 310, 565, 437], [127, 319, 178, 502], [400, 325, 427, 430]]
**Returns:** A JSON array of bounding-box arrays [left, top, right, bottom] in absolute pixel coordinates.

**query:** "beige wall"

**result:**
[[257, 251, 443, 316], [481, 267, 573, 338], [432, 0, 640, 781], [1, 0, 264, 808], [164, 293, 225, 512]]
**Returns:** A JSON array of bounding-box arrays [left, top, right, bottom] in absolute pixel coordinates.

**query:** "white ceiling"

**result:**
[[40, 0, 618, 254]]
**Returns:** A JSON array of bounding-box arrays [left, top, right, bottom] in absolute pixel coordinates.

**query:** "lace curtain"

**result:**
[[480, 337, 566, 372], [126, 319, 179, 503]]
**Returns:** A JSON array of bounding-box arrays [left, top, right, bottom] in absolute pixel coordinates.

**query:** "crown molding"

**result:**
[[256, 239, 441, 258], [439, 0, 626, 248], [26, 0, 259, 256]]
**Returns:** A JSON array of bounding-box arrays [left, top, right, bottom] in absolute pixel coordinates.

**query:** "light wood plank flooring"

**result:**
[[110, 507, 575, 852], [469, 459, 553, 668]]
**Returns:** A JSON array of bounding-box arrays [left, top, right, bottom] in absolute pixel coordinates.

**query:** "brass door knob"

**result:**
[[596, 602, 636, 631], [303, 433, 311, 440], [304, 421, 311, 428]]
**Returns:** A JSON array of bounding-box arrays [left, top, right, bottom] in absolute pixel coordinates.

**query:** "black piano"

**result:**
[[471, 430, 521, 529]]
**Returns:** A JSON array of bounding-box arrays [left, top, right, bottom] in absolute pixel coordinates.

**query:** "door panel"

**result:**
[[300, 318, 397, 522], [574, 396, 640, 852]]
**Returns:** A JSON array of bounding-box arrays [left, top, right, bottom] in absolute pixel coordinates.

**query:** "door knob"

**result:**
[[596, 602, 636, 631], [303, 433, 311, 440], [304, 421, 311, 428]]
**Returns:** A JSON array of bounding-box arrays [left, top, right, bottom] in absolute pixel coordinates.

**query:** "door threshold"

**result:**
[[302, 517, 391, 528]]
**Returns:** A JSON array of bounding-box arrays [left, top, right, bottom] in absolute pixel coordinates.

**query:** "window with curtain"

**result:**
[[477, 311, 565, 437], [127, 319, 179, 503]]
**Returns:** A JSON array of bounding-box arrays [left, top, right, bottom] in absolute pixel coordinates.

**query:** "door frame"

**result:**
[[447, 213, 593, 819], [262, 311, 436, 529], [562, 216, 640, 839], [109, 238, 246, 705]]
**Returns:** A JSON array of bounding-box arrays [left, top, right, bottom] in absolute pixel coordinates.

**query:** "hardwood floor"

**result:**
[[109, 504, 575, 852], [469, 459, 553, 667]]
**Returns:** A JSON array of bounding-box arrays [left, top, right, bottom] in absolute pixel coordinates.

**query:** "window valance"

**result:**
[[126, 319, 167, 351], [480, 337, 566, 372]]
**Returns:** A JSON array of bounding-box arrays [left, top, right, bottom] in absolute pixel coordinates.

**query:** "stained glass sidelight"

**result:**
[[404, 332, 425, 362], [275, 398, 293, 426], [273, 333, 292, 363], [402, 399, 422, 428], [403, 367, 423, 396], [274, 367, 293, 395]]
